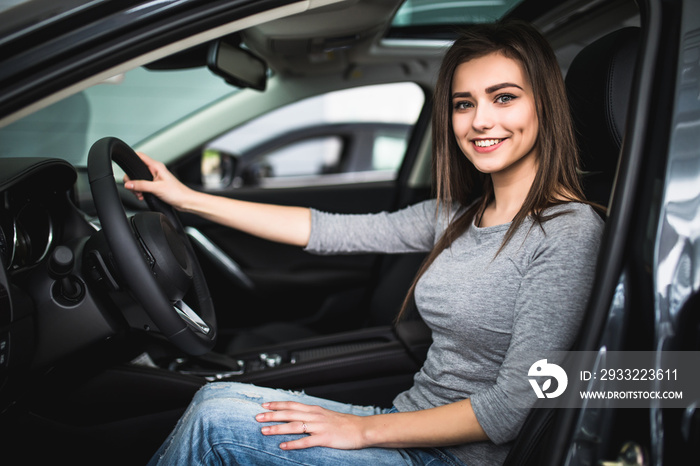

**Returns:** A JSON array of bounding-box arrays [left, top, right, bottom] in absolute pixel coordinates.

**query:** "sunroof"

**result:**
[[391, 0, 526, 27]]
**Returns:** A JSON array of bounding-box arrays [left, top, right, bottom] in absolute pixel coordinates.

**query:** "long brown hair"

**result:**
[[398, 21, 586, 320]]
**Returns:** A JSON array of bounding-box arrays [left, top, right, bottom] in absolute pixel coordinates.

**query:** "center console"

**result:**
[[167, 319, 432, 407]]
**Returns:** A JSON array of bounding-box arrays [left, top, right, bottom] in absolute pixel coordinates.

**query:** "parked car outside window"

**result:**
[[201, 82, 424, 189]]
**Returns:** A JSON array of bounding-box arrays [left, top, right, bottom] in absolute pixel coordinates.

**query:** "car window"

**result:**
[[0, 66, 237, 166], [261, 136, 343, 177], [205, 82, 424, 188], [373, 132, 408, 171], [391, 0, 525, 26]]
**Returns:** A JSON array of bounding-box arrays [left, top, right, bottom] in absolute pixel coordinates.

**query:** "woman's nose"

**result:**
[[472, 104, 494, 131]]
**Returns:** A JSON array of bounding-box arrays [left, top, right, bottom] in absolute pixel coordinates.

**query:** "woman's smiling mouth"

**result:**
[[471, 138, 507, 153], [473, 138, 505, 147]]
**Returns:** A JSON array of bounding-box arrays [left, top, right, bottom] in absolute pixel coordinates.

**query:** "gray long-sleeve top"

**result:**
[[305, 199, 604, 466]]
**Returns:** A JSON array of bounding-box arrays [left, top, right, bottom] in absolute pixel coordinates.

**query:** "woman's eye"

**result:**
[[454, 101, 473, 110], [496, 94, 516, 104]]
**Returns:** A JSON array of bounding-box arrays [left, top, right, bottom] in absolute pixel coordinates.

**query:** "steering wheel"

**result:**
[[87, 137, 217, 355]]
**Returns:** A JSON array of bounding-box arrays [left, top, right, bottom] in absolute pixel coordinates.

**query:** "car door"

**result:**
[[169, 82, 430, 335]]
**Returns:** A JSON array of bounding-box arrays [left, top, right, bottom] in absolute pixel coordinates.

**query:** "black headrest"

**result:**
[[565, 27, 640, 202]]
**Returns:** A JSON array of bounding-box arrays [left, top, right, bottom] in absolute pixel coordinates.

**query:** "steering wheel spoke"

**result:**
[[173, 300, 211, 335]]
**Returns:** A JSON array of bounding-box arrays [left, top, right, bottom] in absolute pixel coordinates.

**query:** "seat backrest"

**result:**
[[503, 26, 640, 466], [566, 27, 641, 208], [366, 252, 427, 326]]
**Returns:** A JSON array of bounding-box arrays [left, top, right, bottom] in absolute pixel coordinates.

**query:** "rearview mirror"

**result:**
[[208, 40, 267, 91]]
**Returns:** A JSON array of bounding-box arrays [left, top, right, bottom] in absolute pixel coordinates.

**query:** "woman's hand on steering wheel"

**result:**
[[123, 152, 194, 209]]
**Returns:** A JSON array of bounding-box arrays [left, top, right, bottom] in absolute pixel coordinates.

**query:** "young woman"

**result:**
[[126, 21, 604, 466]]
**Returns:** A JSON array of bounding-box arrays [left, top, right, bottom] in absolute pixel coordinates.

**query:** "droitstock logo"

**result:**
[[528, 359, 568, 399]]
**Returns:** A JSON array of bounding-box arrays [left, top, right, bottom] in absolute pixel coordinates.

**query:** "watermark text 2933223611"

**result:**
[[515, 351, 698, 409]]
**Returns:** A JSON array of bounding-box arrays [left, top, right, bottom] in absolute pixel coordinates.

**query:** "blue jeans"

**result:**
[[148, 382, 467, 465]]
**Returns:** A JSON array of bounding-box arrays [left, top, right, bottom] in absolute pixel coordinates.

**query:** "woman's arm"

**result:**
[[256, 398, 488, 450], [177, 191, 311, 247], [123, 152, 311, 247]]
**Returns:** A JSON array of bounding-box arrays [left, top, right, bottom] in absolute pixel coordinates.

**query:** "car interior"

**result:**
[[0, 0, 661, 464]]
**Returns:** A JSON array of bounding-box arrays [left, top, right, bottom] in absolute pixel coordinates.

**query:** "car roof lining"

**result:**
[[242, 0, 403, 76]]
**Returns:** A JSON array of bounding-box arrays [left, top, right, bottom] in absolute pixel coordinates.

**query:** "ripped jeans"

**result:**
[[148, 382, 467, 465]]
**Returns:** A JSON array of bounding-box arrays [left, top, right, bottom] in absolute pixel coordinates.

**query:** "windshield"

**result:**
[[0, 66, 237, 166]]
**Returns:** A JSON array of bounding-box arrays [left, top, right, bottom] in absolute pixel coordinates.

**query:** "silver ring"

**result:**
[[302, 422, 308, 434]]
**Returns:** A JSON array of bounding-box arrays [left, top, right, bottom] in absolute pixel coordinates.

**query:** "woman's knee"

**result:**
[[193, 381, 265, 404], [190, 384, 268, 424], [181, 397, 258, 446]]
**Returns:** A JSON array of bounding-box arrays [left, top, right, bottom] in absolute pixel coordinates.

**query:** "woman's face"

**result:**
[[451, 52, 539, 181]]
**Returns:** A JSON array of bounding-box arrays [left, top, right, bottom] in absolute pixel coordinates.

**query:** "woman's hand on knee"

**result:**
[[256, 401, 368, 450]]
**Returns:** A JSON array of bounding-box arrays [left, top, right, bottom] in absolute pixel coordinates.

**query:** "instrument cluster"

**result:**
[[0, 193, 54, 272]]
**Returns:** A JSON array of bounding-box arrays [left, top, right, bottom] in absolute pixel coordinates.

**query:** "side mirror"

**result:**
[[241, 160, 273, 187], [201, 149, 237, 189], [207, 39, 267, 91]]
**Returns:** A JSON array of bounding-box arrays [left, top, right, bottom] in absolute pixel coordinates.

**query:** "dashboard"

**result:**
[[0, 157, 86, 406]]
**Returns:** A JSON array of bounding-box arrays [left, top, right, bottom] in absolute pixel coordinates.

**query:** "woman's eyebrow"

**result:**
[[452, 82, 524, 100], [452, 91, 472, 99], [485, 82, 523, 93]]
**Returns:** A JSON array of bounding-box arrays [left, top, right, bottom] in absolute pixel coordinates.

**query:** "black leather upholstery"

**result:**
[[503, 27, 640, 466], [566, 27, 641, 207], [226, 252, 427, 353]]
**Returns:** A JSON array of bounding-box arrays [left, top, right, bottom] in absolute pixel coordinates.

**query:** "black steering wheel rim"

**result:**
[[87, 137, 217, 355]]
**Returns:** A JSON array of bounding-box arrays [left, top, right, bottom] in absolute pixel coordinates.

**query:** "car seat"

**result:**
[[225, 252, 427, 353], [502, 26, 640, 466], [568, 27, 641, 208]]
